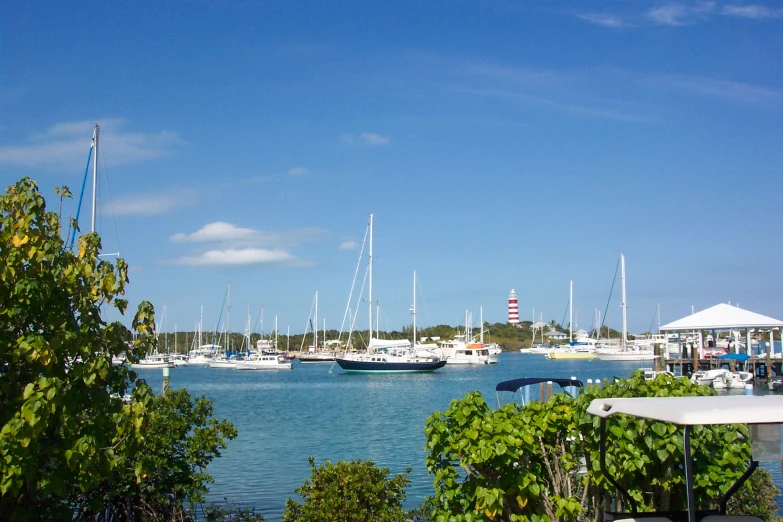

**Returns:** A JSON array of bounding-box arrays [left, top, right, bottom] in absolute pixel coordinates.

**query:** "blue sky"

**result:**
[[2, 1, 782, 337]]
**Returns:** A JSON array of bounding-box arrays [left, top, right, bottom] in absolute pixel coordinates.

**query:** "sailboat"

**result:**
[[335, 215, 447, 373], [209, 284, 241, 369], [596, 253, 657, 362], [298, 292, 340, 363], [437, 310, 497, 365], [547, 281, 597, 360]]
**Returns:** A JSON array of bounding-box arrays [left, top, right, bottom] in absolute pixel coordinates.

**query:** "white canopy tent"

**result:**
[[660, 303, 783, 331], [660, 303, 783, 361]]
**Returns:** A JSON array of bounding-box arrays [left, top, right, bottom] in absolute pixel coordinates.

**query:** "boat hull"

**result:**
[[235, 361, 292, 370], [335, 358, 447, 373], [546, 352, 597, 360], [131, 362, 174, 369], [596, 353, 657, 362]]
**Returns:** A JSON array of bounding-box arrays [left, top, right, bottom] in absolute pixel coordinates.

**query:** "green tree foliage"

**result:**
[[425, 391, 583, 521], [424, 371, 762, 522], [74, 389, 239, 520], [282, 457, 411, 522], [727, 466, 782, 522], [0, 177, 157, 517], [0, 178, 242, 520]]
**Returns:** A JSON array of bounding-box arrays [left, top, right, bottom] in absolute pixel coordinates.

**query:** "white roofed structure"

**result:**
[[587, 395, 783, 425], [660, 303, 783, 331]]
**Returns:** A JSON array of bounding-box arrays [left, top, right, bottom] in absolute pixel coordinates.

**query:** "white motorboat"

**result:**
[[235, 353, 292, 370], [131, 353, 174, 369], [486, 343, 502, 357], [690, 368, 730, 386], [641, 368, 674, 380], [446, 343, 497, 365], [522, 344, 555, 355], [208, 356, 239, 369], [169, 353, 189, 366], [712, 370, 754, 389]]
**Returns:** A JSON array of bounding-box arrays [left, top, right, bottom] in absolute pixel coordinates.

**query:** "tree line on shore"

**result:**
[[2, 178, 778, 521], [153, 320, 627, 355]]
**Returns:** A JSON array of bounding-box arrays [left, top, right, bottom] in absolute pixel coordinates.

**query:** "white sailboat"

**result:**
[[548, 281, 597, 360], [596, 253, 656, 363], [209, 284, 240, 369]]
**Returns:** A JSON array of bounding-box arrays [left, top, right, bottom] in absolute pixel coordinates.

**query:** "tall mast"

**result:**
[[199, 305, 203, 348], [368, 214, 373, 341], [480, 306, 484, 344], [315, 291, 318, 351], [569, 280, 573, 343], [412, 271, 417, 346], [621, 252, 627, 348], [227, 283, 231, 353], [91, 123, 99, 234], [275, 315, 278, 350]]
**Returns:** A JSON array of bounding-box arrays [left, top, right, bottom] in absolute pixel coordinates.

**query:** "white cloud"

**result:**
[[167, 222, 330, 268], [339, 240, 358, 251], [0, 119, 183, 171], [170, 222, 261, 243], [652, 74, 781, 103], [577, 13, 634, 27], [288, 167, 308, 177], [721, 4, 783, 18], [340, 132, 390, 147], [647, 4, 690, 25], [106, 192, 195, 216], [172, 248, 295, 266], [360, 132, 390, 146]]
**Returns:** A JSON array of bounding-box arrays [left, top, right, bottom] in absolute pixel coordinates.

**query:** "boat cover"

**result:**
[[496, 377, 583, 393], [716, 353, 750, 361]]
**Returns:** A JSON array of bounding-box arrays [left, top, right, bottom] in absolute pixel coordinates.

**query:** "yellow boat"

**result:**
[[546, 350, 597, 360]]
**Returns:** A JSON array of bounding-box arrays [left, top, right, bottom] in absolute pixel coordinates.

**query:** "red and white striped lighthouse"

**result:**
[[508, 289, 520, 325]]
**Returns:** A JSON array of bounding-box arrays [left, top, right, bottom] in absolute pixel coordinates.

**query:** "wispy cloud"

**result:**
[[167, 222, 329, 267], [646, 2, 715, 26], [106, 190, 196, 216], [650, 74, 781, 103], [288, 167, 308, 177], [574, 1, 783, 28], [0, 119, 183, 171], [339, 240, 358, 251], [340, 132, 390, 147], [721, 4, 783, 18], [171, 248, 294, 266], [453, 86, 651, 123], [577, 13, 635, 28]]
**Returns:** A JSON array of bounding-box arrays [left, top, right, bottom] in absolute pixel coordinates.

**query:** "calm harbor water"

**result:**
[[138, 353, 782, 520]]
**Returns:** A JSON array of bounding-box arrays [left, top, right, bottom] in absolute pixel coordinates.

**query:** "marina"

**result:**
[[138, 352, 783, 521]]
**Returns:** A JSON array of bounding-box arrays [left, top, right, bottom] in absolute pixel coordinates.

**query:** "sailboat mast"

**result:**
[[227, 283, 231, 354], [621, 252, 627, 348], [368, 214, 373, 341], [275, 315, 278, 350], [315, 291, 318, 351], [569, 280, 573, 344], [480, 306, 484, 344], [412, 271, 417, 346], [91, 123, 99, 234], [199, 305, 203, 348]]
